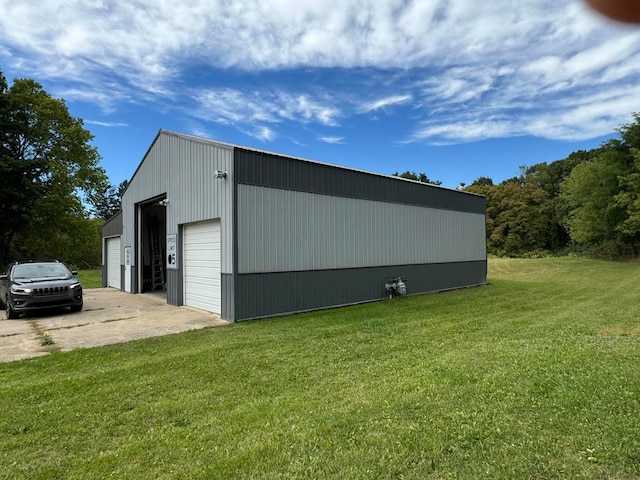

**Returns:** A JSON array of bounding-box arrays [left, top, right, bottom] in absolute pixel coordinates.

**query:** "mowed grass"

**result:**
[[1, 257, 639, 479], [76, 269, 102, 289]]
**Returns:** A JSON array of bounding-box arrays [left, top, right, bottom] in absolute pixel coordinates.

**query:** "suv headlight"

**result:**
[[70, 282, 82, 290], [11, 285, 32, 294]]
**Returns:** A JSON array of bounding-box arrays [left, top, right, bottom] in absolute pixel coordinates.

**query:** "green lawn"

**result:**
[[76, 269, 102, 289], [1, 257, 639, 479]]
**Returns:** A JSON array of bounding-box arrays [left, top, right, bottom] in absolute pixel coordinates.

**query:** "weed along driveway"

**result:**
[[0, 288, 229, 362]]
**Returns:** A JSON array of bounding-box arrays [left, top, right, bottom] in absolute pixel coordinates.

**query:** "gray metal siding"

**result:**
[[130, 266, 137, 296], [233, 261, 487, 321], [166, 224, 183, 306], [166, 269, 182, 306], [235, 148, 485, 215], [238, 185, 486, 273], [121, 131, 234, 274], [221, 273, 234, 320], [233, 146, 486, 321], [102, 211, 123, 237]]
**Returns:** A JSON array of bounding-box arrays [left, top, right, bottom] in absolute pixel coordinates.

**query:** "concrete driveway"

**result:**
[[0, 288, 229, 363]]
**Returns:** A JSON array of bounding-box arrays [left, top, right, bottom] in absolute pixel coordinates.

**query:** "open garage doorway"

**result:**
[[138, 196, 167, 294]]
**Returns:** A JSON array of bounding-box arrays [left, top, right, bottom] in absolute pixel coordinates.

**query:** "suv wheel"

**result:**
[[70, 302, 83, 313], [6, 297, 18, 319]]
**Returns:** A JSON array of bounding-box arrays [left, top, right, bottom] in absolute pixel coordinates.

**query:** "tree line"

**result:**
[[0, 68, 123, 268], [464, 114, 640, 259]]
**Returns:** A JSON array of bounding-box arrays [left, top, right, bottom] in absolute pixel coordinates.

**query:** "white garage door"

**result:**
[[106, 237, 121, 289], [183, 220, 221, 314]]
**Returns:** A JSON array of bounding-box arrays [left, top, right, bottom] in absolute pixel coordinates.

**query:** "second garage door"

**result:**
[[183, 220, 221, 314], [106, 237, 121, 289]]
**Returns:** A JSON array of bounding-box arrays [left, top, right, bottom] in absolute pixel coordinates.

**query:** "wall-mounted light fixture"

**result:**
[[215, 170, 228, 179], [158, 199, 169, 206]]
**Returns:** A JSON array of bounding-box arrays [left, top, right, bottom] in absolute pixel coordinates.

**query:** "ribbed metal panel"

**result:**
[[166, 225, 183, 306], [102, 211, 123, 238], [166, 269, 182, 306], [235, 148, 485, 214], [130, 266, 137, 297], [221, 274, 234, 320], [121, 131, 234, 274], [233, 261, 487, 321], [238, 185, 486, 274]]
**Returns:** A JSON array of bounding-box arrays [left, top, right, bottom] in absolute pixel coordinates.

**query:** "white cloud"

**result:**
[[410, 118, 515, 145], [409, 80, 640, 144], [186, 126, 212, 140], [274, 92, 341, 126], [195, 89, 275, 125], [0, 0, 605, 75], [193, 88, 341, 129], [55, 86, 135, 113], [359, 95, 412, 113], [318, 136, 345, 144], [85, 120, 128, 128], [1, 0, 640, 143], [250, 126, 276, 142], [419, 68, 496, 106]]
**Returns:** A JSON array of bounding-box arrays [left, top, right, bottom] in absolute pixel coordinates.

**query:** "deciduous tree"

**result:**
[[615, 149, 640, 237], [558, 151, 628, 245], [485, 182, 553, 256], [0, 68, 107, 266], [392, 171, 442, 186], [557, 115, 640, 257], [88, 179, 129, 220]]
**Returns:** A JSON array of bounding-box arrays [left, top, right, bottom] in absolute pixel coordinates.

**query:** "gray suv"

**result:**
[[0, 261, 83, 319]]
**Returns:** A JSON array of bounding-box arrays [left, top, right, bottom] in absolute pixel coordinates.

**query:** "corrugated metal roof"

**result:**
[[123, 129, 483, 198]]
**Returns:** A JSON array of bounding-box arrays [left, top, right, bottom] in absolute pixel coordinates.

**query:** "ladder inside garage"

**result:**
[[151, 226, 165, 290]]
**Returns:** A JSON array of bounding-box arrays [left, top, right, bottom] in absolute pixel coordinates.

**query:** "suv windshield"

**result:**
[[12, 263, 71, 281]]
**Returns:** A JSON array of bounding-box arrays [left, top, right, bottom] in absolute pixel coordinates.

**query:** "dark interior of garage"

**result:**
[[140, 202, 167, 293]]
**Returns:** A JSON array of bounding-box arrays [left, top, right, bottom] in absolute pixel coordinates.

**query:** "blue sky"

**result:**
[[1, 0, 640, 189]]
